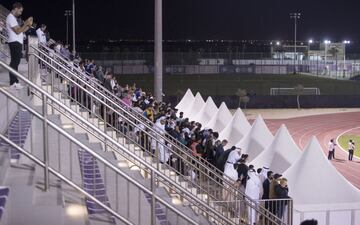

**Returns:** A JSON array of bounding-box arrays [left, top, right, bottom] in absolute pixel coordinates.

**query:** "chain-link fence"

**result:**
[[80, 51, 360, 79]]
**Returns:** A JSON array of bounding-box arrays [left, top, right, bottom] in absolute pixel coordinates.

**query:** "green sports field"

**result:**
[[116, 73, 360, 96], [338, 135, 360, 158]]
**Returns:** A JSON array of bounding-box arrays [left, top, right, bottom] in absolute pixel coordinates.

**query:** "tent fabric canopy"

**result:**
[[175, 89, 194, 113], [205, 102, 232, 132], [250, 124, 302, 174], [283, 136, 360, 205], [182, 92, 205, 120], [191, 96, 218, 125], [236, 115, 274, 161], [219, 108, 251, 148]]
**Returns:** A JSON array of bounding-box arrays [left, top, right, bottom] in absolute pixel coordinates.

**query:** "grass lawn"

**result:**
[[116, 73, 360, 96], [338, 135, 360, 158]]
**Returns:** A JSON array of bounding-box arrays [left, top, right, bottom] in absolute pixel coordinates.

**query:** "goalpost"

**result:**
[[270, 87, 321, 95]]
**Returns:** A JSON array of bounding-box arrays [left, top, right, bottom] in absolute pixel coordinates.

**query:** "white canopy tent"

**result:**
[[182, 92, 205, 120], [284, 136, 360, 205], [283, 136, 360, 225], [204, 102, 232, 132], [175, 89, 194, 114], [250, 124, 301, 173], [235, 115, 274, 161], [191, 96, 218, 125], [219, 108, 251, 147]]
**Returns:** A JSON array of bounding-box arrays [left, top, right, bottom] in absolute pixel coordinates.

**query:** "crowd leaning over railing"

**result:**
[[1, 4, 294, 223], [36, 28, 293, 223]]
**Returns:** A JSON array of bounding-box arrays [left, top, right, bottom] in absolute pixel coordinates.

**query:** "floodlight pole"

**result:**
[[154, 0, 163, 102], [64, 10, 72, 45], [290, 13, 300, 74], [72, 0, 76, 54]]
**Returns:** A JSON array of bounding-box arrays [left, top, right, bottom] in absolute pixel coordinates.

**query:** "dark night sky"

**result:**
[[2, 0, 360, 42]]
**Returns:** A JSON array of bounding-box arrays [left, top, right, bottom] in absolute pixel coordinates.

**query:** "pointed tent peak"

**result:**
[[274, 124, 290, 138], [250, 123, 301, 173], [217, 102, 232, 118], [191, 96, 218, 124], [184, 88, 194, 97], [302, 136, 323, 157], [183, 92, 205, 118], [206, 96, 214, 102], [175, 89, 195, 111], [194, 92, 203, 99], [234, 107, 245, 115], [219, 101, 229, 109], [251, 114, 270, 131], [283, 135, 360, 205], [231, 108, 251, 128]]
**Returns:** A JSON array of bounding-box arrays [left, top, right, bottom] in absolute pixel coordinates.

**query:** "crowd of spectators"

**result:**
[[35, 25, 293, 224]]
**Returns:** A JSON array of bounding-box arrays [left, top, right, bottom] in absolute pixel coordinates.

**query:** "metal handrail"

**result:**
[[0, 89, 199, 225], [0, 16, 284, 222], [29, 43, 239, 225], [0, 60, 241, 225], [30, 43, 287, 224], [0, 135, 134, 225], [37, 42, 223, 176], [33, 45, 244, 192]]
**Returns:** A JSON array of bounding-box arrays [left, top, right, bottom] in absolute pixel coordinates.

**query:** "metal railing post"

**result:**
[[287, 199, 293, 225], [151, 170, 156, 225], [43, 94, 49, 191], [27, 36, 39, 84]]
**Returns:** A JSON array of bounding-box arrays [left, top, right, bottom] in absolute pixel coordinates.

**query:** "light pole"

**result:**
[[308, 39, 313, 57], [290, 12, 300, 74], [324, 40, 331, 75], [154, 0, 163, 102], [72, 0, 76, 55], [343, 40, 350, 77], [64, 10, 71, 45]]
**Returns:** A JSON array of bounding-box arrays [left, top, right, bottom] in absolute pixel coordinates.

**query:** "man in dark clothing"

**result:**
[[216, 146, 236, 172], [214, 139, 228, 162], [275, 178, 290, 219], [236, 154, 249, 187], [262, 171, 273, 201]]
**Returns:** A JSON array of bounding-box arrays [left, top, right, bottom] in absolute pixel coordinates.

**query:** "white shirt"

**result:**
[[328, 141, 335, 151], [6, 13, 24, 44], [36, 28, 46, 44]]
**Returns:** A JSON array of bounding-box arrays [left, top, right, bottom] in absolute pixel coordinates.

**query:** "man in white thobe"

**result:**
[[155, 117, 169, 163], [245, 169, 262, 225]]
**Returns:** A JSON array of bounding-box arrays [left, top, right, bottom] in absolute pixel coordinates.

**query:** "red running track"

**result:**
[[264, 111, 360, 189]]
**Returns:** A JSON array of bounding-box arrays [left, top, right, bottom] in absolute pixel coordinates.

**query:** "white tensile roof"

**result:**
[[175, 89, 194, 113], [219, 108, 251, 147], [250, 124, 302, 173], [283, 136, 360, 206], [236, 114, 274, 161], [182, 92, 205, 120], [204, 102, 232, 132], [191, 96, 218, 125]]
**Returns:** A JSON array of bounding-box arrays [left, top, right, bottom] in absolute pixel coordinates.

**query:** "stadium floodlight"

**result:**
[[276, 41, 281, 46], [324, 40, 331, 73], [307, 39, 313, 56], [343, 40, 351, 73], [290, 12, 301, 74]]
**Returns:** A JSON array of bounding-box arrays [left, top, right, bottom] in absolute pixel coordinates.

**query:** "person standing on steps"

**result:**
[[6, 2, 33, 89]]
